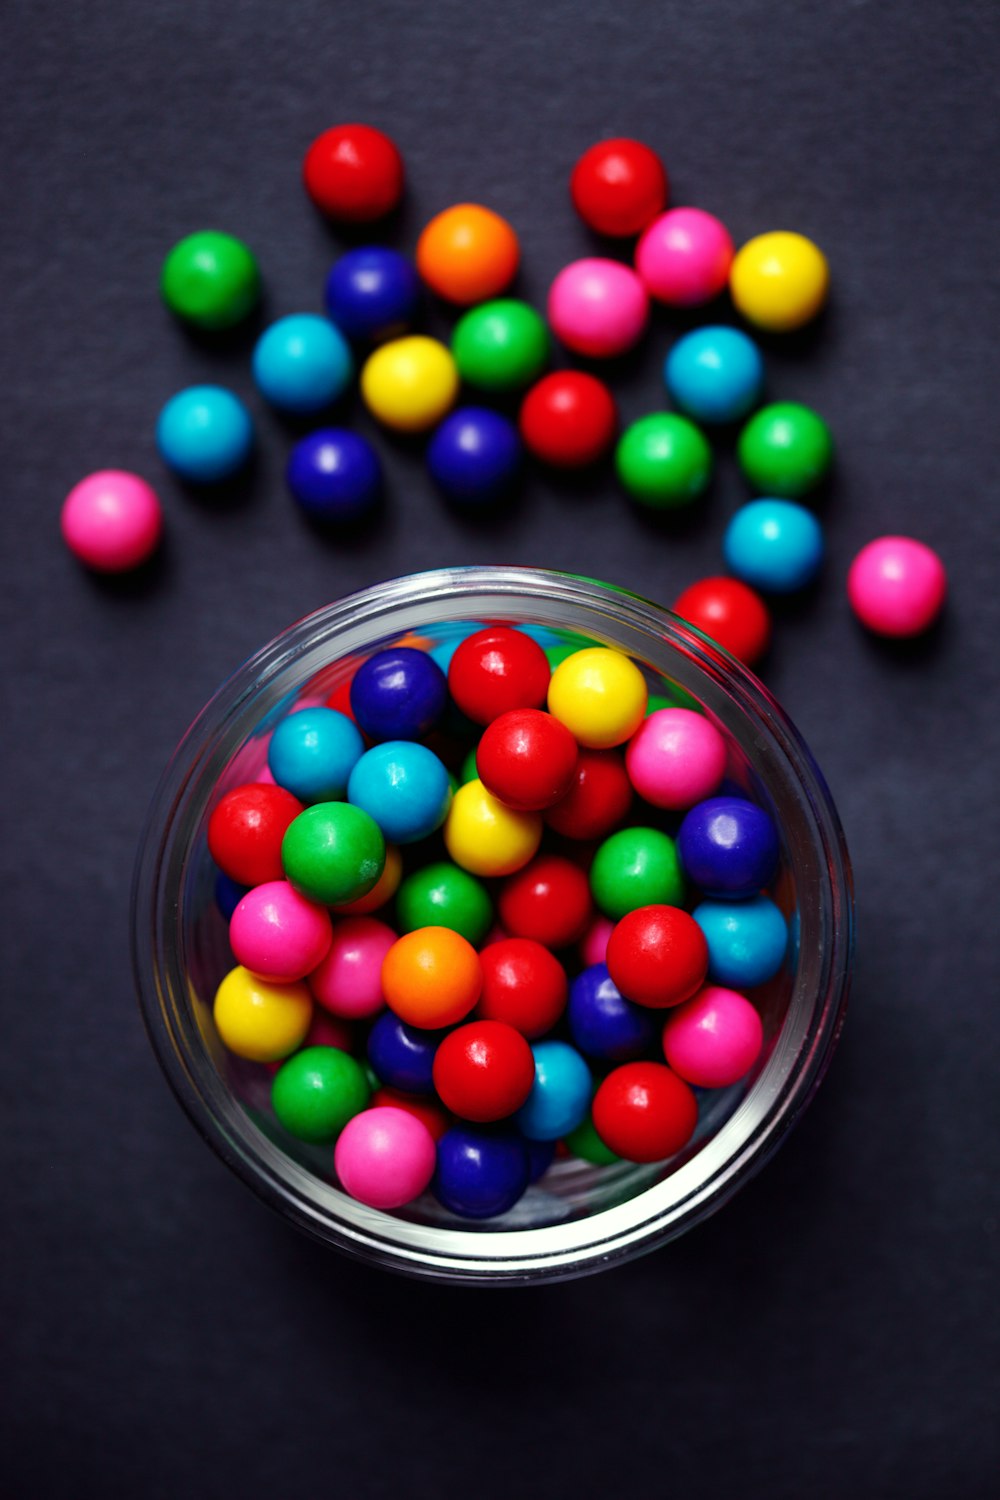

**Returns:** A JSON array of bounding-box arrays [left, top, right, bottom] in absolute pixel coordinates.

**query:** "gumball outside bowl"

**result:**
[[132, 566, 853, 1284]]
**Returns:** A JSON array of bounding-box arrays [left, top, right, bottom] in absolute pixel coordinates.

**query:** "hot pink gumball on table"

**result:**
[[635, 208, 734, 306], [580, 913, 615, 967], [60, 469, 163, 573], [626, 708, 728, 810], [847, 536, 947, 638], [547, 258, 649, 358], [334, 1106, 437, 1209], [662, 985, 764, 1089], [308, 916, 396, 1019], [229, 880, 333, 983]]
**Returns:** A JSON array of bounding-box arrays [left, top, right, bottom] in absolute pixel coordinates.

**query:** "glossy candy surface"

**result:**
[[568, 963, 658, 1062], [729, 230, 829, 332], [590, 826, 685, 919], [253, 314, 353, 414], [267, 706, 365, 803], [161, 230, 260, 330], [677, 796, 780, 898], [156, 385, 253, 483], [347, 740, 451, 843], [350, 647, 448, 741], [476, 708, 578, 811], [738, 402, 832, 498], [308, 916, 396, 1019], [213, 965, 313, 1062], [433, 1127, 529, 1219], [281, 802, 386, 906], [208, 783, 304, 887], [381, 926, 482, 1028], [60, 470, 162, 573], [432, 1020, 536, 1122], [625, 707, 727, 810], [514, 1040, 592, 1141], [724, 499, 825, 593], [332, 843, 403, 915], [448, 627, 551, 726], [395, 862, 493, 945], [367, 1010, 442, 1093], [662, 985, 764, 1089], [672, 576, 772, 666], [416, 203, 520, 304], [498, 854, 593, 948], [444, 779, 543, 876], [286, 429, 381, 524], [606, 904, 709, 1009], [519, 372, 617, 467], [570, 137, 668, 237], [545, 748, 633, 840], [635, 208, 734, 306], [361, 336, 459, 431], [692, 895, 788, 988], [303, 124, 404, 222], [369, 1088, 451, 1141], [451, 299, 549, 391], [548, 648, 647, 749], [847, 536, 946, 637], [324, 246, 420, 342], [664, 325, 764, 425], [427, 407, 521, 506], [615, 413, 712, 509], [271, 1045, 371, 1141], [548, 258, 649, 358], [229, 880, 333, 983], [334, 1107, 437, 1209], [592, 1060, 698, 1162], [476, 937, 568, 1039]]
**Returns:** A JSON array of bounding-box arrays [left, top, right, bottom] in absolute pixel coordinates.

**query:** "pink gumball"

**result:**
[[60, 469, 163, 573], [847, 536, 946, 638], [662, 985, 763, 1088], [635, 208, 734, 306], [308, 916, 396, 1019], [626, 708, 728, 810], [256, 764, 277, 785], [229, 880, 333, 983], [579, 914, 615, 967], [548, 257, 649, 358], [334, 1106, 437, 1209]]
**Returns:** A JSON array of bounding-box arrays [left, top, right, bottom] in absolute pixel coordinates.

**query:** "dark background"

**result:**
[[3, 2, 998, 1495]]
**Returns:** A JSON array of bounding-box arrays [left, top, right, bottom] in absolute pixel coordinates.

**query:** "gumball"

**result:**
[[548, 647, 647, 748], [161, 230, 260, 330], [60, 470, 163, 573], [515, 1040, 592, 1141], [579, 913, 614, 967], [548, 258, 649, 359], [564, 1110, 621, 1165], [208, 783, 305, 886], [448, 627, 551, 726], [335, 1106, 436, 1209], [672, 576, 772, 667], [626, 707, 728, 810], [692, 895, 788, 988], [229, 880, 332, 983], [664, 325, 764, 425], [286, 429, 381, 524], [350, 647, 448, 741], [476, 938, 568, 1039], [677, 796, 780, 898], [308, 915, 396, 1019], [426, 407, 522, 506], [281, 802, 386, 906], [433, 1126, 530, 1219], [324, 246, 420, 342], [729, 230, 829, 332], [252, 314, 353, 415], [498, 854, 593, 949], [215, 871, 250, 921], [156, 384, 253, 483], [615, 413, 712, 510], [361, 336, 459, 432], [476, 709, 578, 812], [416, 204, 520, 305], [451, 299, 549, 392], [590, 827, 685, 919], [568, 963, 658, 1063], [366, 1010, 443, 1093], [395, 861, 493, 946], [525, 1138, 558, 1181], [331, 843, 403, 915], [212, 965, 313, 1062], [592, 1061, 697, 1162], [724, 498, 825, 595], [662, 985, 764, 1089], [738, 402, 833, 498], [302, 124, 404, 222], [303, 1010, 355, 1053], [271, 1046, 371, 1142], [545, 748, 633, 840], [847, 536, 947, 637], [432, 1021, 535, 1122], [370, 1088, 451, 1140], [606, 905, 709, 1009], [381, 926, 482, 1029], [347, 740, 451, 843], [570, 138, 668, 237], [519, 371, 618, 468], [635, 207, 734, 306], [443, 780, 543, 877], [267, 706, 365, 803]]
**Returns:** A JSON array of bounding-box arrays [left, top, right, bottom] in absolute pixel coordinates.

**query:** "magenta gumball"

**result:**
[[229, 880, 333, 983], [308, 915, 396, 1019], [635, 208, 734, 306], [626, 708, 728, 810], [579, 914, 614, 968], [847, 536, 947, 638], [662, 985, 763, 1089], [334, 1106, 437, 1208], [547, 258, 649, 358], [60, 469, 163, 573]]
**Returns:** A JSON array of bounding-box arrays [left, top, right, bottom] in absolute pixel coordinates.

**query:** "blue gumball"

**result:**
[[525, 1137, 557, 1183], [347, 740, 452, 843], [514, 1040, 591, 1141], [286, 428, 381, 523], [349, 647, 448, 741], [156, 384, 253, 482], [664, 326, 764, 425], [215, 871, 250, 920], [693, 895, 788, 988], [433, 1127, 530, 1219], [677, 796, 780, 898], [723, 498, 824, 594], [325, 246, 421, 343], [252, 313, 353, 413], [266, 706, 365, 803], [427, 406, 522, 506], [367, 1012, 443, 1095], [567, 964, 658, 1062]]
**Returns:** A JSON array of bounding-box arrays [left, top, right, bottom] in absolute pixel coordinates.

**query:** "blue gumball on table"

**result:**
[[286, 428, 381, 523]]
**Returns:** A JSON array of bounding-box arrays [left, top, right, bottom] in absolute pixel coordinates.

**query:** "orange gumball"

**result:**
[[416, 204, 520, 305], [381, 926, 483, 1029]]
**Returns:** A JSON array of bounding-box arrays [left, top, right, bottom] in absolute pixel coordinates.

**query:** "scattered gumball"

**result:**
[[432, 1020, 535, 1122], [451, 299, 549, 392], [592, 1061, 698, 1162], [426, 407, 522, 506], [548, 258, 649, 358], [590, 826, 686, 919], [724, 498, 825, 593], [161, 230, 260, 330], [61, 470, 162, 573], [548, 647, 647, 748], [498, 854, 593, 948], [847, 536, 946, 637], [476, 938, 568, 1039], [677, 796, 780, 898], [156, 384, 253, 483], [615, 413, 712, 510], [302, 124, 404, 222], [271, 1046, 371, 1141], [213, 966, 313, 1062], [308, 916, 396, 1019], [381, 926, 482, 1029], [662, 986, 764, 1089], [286, 429, 382, 524], [367, 1010, 442, 1093], [545, 748, 633, 840], [335, 1107, 437, 1210], [664, 325, 765, 425], [568, 964, 658, 1063], [433, 1126, 530, 1218], [519, 371, 618, 467], [606, 905, 709, 1009], [737, 401, 833, 498], [416, 203, 520, 304], [350, 647, 448, 741], [253, 314, 353, 414], [229, 880, 333, 982], [208, 783, 305, 887], [515, 1040, 592, 1140], [672, 576, 772, 667], [361, 335, 459, 431], [395, 861, 493, 946], [635, 207, 734, 306], [324, 246, 421, 343], [729, 230, 829, 332], [570, 138, 668, 237], [476, 709, 578, 811], [267, 706, 365, 803], [625, 707, 728, 810], [448, 627, 551, 725]]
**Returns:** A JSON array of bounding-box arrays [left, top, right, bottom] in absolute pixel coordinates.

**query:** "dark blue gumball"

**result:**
[[286, 428, 381, 523], [433, 1127, 530, 1219], [567, 963, 658, 1062], [427, 406, 522, 506], [366, 1012, 443, 1095], [677, 796, 780, 898], [525, 1137, 557, 1183], [324, 246, 421, 343], [349, 646, 448, 741], [215, 871, 250, 920]]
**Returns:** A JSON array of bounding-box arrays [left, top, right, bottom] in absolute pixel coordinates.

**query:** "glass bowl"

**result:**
[[132, 565, 853, 1284]]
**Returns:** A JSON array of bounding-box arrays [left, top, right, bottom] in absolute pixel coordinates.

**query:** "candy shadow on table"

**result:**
[[850, 607, 949, 667], [174, 450, 266, 514], [79, 535, 173, 600]]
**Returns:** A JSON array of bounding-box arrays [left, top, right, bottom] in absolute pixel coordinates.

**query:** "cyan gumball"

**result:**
[[723, 499, 824, 593], [252, 313, 354, 413], [347, 740, 452, 843], [267, 706, 365, 803], [692, 895, 788, 988], [156, 385, 253, 482], [514, 1040, 592, 1140], [664, 325, 764, 425]]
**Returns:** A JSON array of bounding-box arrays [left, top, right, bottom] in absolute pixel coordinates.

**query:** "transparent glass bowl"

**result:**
[[132, 566, 853, 1284]]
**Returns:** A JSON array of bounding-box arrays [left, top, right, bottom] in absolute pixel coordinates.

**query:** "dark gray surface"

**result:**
[[3, 2, 998, 1496]]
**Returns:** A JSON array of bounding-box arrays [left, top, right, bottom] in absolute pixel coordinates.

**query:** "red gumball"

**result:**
[[570, 138, 668, 238], [324, 677, 357, 721], [544, 747, 633, 840], [302, 124, 404, 222], [207, 783, 304, 887], [606, 905, 708, 1009], [672, 577, 772, 668], [519, 372, 618, 468], [498, 854, 593, 949], [432, 1020, 536, 1123], [447, 626, 551, 727], [476, 937, 568, 1039], [592, 1061, 698, 1162], [476, 708, 579, 811], [370, 1087, 452, 1141]]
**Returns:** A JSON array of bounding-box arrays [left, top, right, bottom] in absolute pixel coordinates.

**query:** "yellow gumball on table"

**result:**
[[547, 647, 648, 749], [361, 335, 459, 431], [729, 230, 829, 332], [444, 779, 542, 877], [212, 965, 313, 1062]]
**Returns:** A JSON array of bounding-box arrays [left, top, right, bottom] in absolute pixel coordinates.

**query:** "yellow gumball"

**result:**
[[547, 647, 648, 749], [729, 231, 829, 333], [213, 965, 313, 1062], [444, 779, 542, 877], [361, 335, 459, 432]]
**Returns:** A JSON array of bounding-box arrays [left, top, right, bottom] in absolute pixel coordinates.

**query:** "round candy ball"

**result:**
[[229, 880, 332, 983], [360, 335, 459, 432], [847, 536, 947, 638], [161, 230, 260, 330], [635, 207, 734, 306], [693, 894, 788, 989], [335, 1106, 437, 1210], [724, 498, 825, 594], [545, 748, 633, 840], [548, 647, 647, 749], [369, 1087, 451, 1141], [451, 299, 549, 392], [271, 1045, 371, 1142], [347, 740, 451, 844], [590, 827, 685, 919], [564, 1110, 621, 1166], [208, 783, 305, 886], [252, 314, 353, 415], [498, 854, 593, 949], [664, 325, 765, 425], [738, 402, 833, 498], [281, 802, 386, 906], [568, 963, 658, 1063], [213, 965, 313, 1062], [476, 937, 568, 1039], [268, 706, 365, 803], [396, 861, 493, 946], [444, 779, 543, 877], [432, 1020, 535, 1122], [570, 137, 668, 237], [302, 124, 404, 222], [324, 246, 420, 343], [367, 1010, 442, 1093], [625, 707, 728, 810], [514, 1040, 592, 1141], [433, 1126, 529, 1219], [519, 371, 618, 468], [350, 646, 448, 741], [677, 796, 780, 898], [416, 203, 520, 305], [580, 913, 615, 968], [729, 230, 829, 332], [381, 926, 482, 1029], [606, 905, 709, 1009], [286, 428, 381, 524], [215, 871, 250, 921], [615, 413, 712, 510], [662, 985, 764, 1089], [672, 576, 772, 667], [547, 258, 649, 359], [448, 626, 551, 726], [592, 1061, 698, 1162], [308, 915, 397, 1019], [60, 470, 163, 573], [156, 385, 253, 483], [332, 843, 403, 916], [427, 407, 522, 506], [476, 708, 578, 811]]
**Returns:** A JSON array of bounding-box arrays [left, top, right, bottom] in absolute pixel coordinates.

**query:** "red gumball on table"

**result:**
[[570, 137, 669, 238], [519, 372, 618, 468], [672, 576, 772, 667]]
